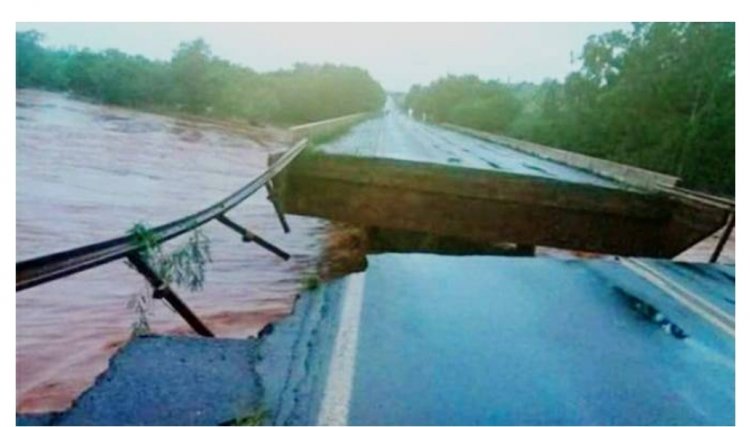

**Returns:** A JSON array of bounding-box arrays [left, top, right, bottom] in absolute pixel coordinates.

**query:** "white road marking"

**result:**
[[619, 258, 734, 337], [317, 272, 366, 426]]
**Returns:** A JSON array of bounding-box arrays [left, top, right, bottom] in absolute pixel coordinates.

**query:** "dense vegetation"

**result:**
[[406, 23, 735, 195], [16, 31, 386, 125]]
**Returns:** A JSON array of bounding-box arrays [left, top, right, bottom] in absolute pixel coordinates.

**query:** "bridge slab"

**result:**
[[274, 154, 729, 257]]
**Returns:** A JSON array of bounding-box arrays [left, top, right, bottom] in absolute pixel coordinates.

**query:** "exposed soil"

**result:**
[[317, 222, 369, 281]]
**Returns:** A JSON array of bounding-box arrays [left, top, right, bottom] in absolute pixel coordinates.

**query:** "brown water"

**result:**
[[16, 90, 327, 413]]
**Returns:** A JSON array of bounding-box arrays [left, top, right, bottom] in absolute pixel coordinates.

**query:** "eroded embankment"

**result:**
[[16, 275, 349, 426]]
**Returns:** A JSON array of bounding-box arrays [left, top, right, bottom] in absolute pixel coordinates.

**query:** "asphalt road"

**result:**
[[319, 255, 734, 426], [316, 104, 620, 189]]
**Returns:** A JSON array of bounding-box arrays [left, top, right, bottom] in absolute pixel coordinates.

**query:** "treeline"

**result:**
[[16, 31, 386, 125], [405, 23, 735, 196]]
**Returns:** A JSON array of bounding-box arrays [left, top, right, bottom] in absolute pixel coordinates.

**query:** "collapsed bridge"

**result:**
[[273, 110, 733, 258], [16, 107, 735, 426]]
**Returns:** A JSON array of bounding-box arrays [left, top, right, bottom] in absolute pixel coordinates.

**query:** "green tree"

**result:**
[[405, 75, 522, 133], [16, 32, 386, 126], [407, 23, 734, 195], [170, 38, 216, 113]]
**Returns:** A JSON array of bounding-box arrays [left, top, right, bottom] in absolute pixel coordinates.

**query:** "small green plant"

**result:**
[[126, 291, 152, 336], [301, 273, 321, 291], [126, 222, 212, 335], [232, 406, 269, 426]]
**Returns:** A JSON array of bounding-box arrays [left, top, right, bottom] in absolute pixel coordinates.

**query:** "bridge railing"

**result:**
[[16, 137, 310, 336], [441, 123, 682, 190]]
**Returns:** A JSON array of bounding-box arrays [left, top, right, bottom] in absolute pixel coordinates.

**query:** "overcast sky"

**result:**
[[16, 22, 632, 91]]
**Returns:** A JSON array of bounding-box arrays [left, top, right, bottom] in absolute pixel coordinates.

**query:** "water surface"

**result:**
[[16, 90, 325, 412]]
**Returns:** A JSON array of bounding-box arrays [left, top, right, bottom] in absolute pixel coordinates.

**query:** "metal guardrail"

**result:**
[[16, 137, 310, 334], [441, 123, 682, 190]]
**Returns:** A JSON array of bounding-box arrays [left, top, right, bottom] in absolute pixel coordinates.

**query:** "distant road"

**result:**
[[317, 107, 620, 188]]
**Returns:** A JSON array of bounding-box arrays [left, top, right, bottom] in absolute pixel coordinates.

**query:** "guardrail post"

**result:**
[[126, 253, 214, 337], [710, 212, 734, 263], [266, 182, 290, 233], [216, 214, 290, 260]]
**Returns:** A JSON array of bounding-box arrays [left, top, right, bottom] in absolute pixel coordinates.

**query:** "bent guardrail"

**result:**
[[16, 137, 310, 336]]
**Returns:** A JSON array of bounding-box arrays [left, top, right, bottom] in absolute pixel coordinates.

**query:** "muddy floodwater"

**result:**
[[16, 90, 326, 413]]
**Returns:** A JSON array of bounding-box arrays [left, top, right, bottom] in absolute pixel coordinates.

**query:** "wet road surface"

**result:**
[[317, 107, 621, 189], [320, 255, 734, 425]]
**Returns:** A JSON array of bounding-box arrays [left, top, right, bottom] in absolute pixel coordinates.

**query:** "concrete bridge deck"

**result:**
[[317, 110, 621, 188], [273, 110, 730, 258]]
